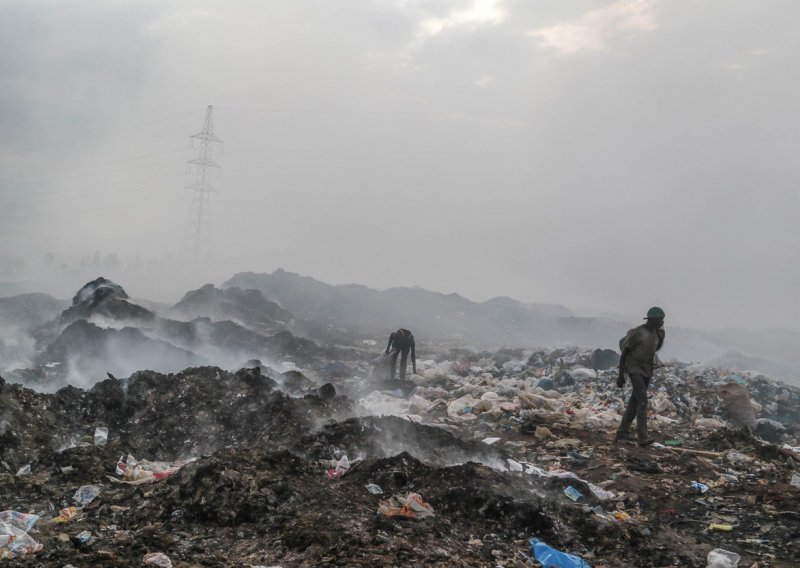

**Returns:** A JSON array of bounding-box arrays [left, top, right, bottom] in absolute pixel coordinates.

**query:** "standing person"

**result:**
[[615, 307, 666, 446], [385, 328, 416, 381]]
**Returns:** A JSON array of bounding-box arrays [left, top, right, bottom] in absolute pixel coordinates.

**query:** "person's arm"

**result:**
[[617, 347, 629, 387], [385, 333, 394, 355], [617, 329, 636, 387], [656, 328, 665, 351], [410, 336, 416, 373]]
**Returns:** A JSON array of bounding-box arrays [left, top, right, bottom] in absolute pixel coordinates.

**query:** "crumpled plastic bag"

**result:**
[[707, 548, 741, 568], [325, 455, 350, 479], [111, 454, 192, 485], [378, 492, 435, 519], [357, 391, 408, 417], [471, 399, 495, 415], [651, 392, 677, 416], [717, 383, 756, 430], [0, 511, 42, 559], [447, 395, 479, 419], [517, 392, 559, 411], [695, 417, 726, 431], [73, 485, 101, 505], [568, 368, 597, 380], [586, 409, 622, 429], [54, 507, 78, 523], [143, 552, 173, 567], [407, 395, 431, 413]]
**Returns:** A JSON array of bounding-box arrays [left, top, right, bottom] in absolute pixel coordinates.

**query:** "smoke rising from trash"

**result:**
[[1, 270, 799, 565], [2, 1, 800, 565]]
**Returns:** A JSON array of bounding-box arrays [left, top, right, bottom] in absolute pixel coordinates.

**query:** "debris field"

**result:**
[[1, 348, 799, 567]]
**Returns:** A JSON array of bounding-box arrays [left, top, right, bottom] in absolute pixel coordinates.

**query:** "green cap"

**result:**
[[645, 306, 665, 319]]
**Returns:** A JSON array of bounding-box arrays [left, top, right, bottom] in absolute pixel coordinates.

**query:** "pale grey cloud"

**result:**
[[419, 0, 507, 36], [0, 0, 799, 335], [530, 0, 658, 55]]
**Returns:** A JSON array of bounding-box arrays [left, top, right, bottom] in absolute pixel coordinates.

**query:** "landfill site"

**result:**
[[0, 275, 799, 568]]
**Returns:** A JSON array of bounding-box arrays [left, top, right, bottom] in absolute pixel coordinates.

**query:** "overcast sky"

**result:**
[[1, 0, 798, 331]]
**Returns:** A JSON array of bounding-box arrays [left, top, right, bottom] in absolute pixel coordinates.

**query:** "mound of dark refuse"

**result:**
[[0, 366, 798, 566]]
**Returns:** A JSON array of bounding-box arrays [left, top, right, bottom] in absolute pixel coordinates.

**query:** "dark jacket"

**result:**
[[386, 329, 415, 357]]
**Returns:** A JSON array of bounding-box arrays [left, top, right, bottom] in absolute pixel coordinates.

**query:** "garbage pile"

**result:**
[[6, 277, 355, 391], [0, 344, 797, 566], [352, 348, 800, 447]]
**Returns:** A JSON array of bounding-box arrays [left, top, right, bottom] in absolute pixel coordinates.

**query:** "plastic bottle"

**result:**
[[529, 538, 591, 568]]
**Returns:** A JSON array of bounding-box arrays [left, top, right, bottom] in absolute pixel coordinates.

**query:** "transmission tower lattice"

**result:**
[[183, 105, 222, 261]]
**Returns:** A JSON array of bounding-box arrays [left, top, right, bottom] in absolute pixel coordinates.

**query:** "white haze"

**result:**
[[1, 1, 800, 333]]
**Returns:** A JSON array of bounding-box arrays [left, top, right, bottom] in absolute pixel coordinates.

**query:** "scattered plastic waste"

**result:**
[[709, 523, 734, 532], [143, 552, 174, 567], [707, 548, 741, 568], [73, 485, 101, 505], [94, 426, 108, 446], [0, 335, 795, 565], [612, 511, 632, 523], [76, 530, 92, 544], [563, 485, 582, 501], [529, 537, 591, 568], [521, 464, 616, 501], [15, 464, 31, 477], [0, 511, 42, 558], [112, 454, 193, 485], [566, 451, 590, 462], [378, 493, 435, 519], [726, 452, 750, 467], [55, 507, 78, 523], [325, 455, 351, 479]]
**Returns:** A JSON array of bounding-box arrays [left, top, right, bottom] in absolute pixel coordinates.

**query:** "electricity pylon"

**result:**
[[183, 105, 222, 262]]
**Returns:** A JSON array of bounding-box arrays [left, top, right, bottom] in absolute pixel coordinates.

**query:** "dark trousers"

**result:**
[[617, 373, 651, 440], [390, 348, 409, 380]]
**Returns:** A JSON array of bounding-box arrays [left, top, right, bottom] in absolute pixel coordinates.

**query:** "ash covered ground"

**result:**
[[0, 278, 799, 567]]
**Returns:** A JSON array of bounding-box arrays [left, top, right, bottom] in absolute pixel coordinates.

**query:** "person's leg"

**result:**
[[616, 384, 638, 440], [399, 348, 409, 380], [389, 350, 399, 380], [630, 374, 651, 443]]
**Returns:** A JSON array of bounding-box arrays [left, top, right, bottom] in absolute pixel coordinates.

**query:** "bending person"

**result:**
[[385, 328, 416, 381]]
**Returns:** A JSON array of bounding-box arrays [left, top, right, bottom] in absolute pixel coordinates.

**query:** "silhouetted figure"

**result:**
[[385, 328, 416, 381], [615, 307, 666, 447]]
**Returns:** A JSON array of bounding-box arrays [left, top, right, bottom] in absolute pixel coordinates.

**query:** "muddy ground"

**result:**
[[0, 367, 798, 567]]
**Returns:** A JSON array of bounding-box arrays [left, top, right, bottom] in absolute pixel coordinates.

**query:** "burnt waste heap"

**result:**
[[0, 278, 798, 566]]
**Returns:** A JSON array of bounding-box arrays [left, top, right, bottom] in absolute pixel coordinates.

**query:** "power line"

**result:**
[[0, 172, 185, 206], [216, 106, 532, 118], [1, 159, 186, 192], [0, 183, 178, 224], [0, 109, 205, 157], [0, 147, 189, 184]]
